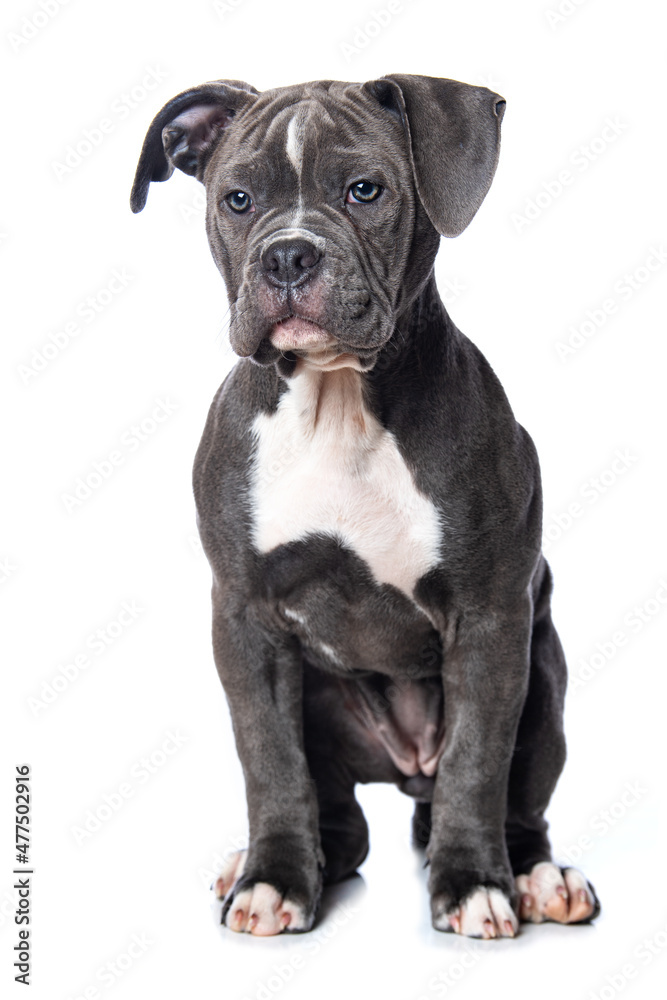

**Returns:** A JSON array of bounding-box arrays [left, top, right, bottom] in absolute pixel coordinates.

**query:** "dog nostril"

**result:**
[[296, 247, 319, 270], [263, 251, 280, 272], [261, 239, 322, 283]]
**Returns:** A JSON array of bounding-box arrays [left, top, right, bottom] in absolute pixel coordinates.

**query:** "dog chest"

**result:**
[[249, 366, 442, 597]]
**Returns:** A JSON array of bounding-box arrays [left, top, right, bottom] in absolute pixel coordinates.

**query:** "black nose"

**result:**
[[261, 238, 322, 285]]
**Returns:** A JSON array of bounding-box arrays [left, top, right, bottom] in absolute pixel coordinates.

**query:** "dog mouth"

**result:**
[[269, 317, 367, 372], [239, 307, 383, 374], [269, 316, 335, 352]]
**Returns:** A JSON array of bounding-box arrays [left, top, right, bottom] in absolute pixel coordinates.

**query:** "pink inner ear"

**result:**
[[171, 103, 235, 151]]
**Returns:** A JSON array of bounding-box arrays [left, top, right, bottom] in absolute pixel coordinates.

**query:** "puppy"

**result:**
[[132, 74, 600, 938]]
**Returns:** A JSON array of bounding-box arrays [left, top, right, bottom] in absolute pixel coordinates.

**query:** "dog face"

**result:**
[[131, 76, 505, 370], [202, 84, 418, 371]]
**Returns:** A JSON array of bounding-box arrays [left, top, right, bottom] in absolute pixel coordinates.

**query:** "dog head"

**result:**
[[131, 75, 505, 372]]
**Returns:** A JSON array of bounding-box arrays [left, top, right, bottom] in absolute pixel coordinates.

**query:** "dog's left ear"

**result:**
[[364, 74, 505, 237]]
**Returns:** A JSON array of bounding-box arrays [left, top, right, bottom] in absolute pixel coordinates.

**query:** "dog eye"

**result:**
[[346, 181, 383, 204], [226, 191, 254, 213]]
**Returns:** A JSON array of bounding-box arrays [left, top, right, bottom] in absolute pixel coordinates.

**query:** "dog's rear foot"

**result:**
[[516, 862, 600, 924]]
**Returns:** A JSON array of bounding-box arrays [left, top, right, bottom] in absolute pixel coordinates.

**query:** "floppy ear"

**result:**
[[364, 74, 505, 237], [130, 79, 259, 213]]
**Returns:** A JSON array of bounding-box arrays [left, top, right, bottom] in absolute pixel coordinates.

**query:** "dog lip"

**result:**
[[295, 352, 366, 373], [269, 317, 336, 351]]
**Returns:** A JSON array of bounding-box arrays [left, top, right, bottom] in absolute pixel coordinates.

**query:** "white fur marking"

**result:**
[[214, 849, 247, 899], [286, 112, 305, 174], [225, 881, 309, 935], [434, 887, 517, 938], [315, 641, 345, 667], [460, 888, 517, 938], [285, 105, 310, 224], [284, 609, 344, 665], [516, 861, 596, 923], [260, 228, 326, 255], [250, 368, 442, 597], [283, 607, 307, 625]]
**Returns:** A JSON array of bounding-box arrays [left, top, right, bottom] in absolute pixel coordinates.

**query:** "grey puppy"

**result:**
[[131, 74, 600, 939]]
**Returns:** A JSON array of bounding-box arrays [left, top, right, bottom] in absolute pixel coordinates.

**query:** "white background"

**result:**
[[3, 0, 666, 998]]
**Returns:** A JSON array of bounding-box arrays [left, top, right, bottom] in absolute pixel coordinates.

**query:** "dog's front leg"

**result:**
[[211, 588, 323, 935], [428, 599, 532, 939]]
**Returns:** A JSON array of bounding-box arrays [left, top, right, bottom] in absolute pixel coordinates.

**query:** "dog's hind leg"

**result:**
[[505, 561, 567, 875], [303, 666, 371, 884], [314, 784, 370, 885], [506, 558, 600, 924], [411, 800, 432, 850]]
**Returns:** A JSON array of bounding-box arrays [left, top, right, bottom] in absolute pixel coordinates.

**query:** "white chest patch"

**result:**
[[249, 365, 442, 597]]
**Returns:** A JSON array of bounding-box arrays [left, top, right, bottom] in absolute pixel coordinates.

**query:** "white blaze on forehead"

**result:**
[[285, 105, 308, 174]]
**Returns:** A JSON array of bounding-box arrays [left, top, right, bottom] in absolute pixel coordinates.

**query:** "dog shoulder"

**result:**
[[193, 360, 281, 536]]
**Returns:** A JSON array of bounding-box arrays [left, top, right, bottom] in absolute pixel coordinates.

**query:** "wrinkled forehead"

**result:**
[[213, 82, 410, 185]]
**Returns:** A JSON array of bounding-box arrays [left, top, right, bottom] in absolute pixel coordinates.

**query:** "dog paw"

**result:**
[[516, 862, 600, 924], [214, 848, 316, 935], [213, 849, 247, 900], [433, 887, 519, 939], [224, 882, 311, 936]]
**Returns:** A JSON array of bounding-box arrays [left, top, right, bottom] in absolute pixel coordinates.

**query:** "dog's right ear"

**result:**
[[130, 79, 259, 213]]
